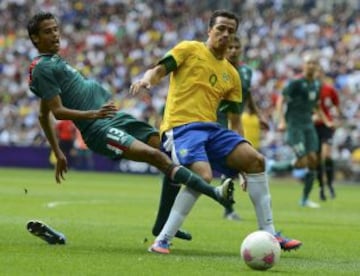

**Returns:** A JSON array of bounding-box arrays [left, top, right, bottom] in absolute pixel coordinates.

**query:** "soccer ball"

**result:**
[[240, 230, 281, 270]]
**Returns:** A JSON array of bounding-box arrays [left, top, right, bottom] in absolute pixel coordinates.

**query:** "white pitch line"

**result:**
[[46, 199, 109, 208]]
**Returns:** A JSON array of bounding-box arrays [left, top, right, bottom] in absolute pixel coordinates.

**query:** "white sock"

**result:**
[[247, 172, 276, 235], [156, 187, 200, 242]]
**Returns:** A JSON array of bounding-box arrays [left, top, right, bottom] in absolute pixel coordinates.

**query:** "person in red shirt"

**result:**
[[55, 120, 77, 168], [314, 67, 341, 201]]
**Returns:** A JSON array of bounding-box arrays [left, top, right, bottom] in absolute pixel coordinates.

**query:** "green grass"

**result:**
[[0, 167, 359, 275]]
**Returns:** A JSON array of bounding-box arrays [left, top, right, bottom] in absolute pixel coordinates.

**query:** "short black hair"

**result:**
[[27, 12, 57, 46], [209, 10, 239, 31]]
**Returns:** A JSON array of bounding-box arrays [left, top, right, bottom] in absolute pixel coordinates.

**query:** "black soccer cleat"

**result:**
[[27, 220, 66, 245], [216, 178, 235, 208], [175, 229, 192, 241]]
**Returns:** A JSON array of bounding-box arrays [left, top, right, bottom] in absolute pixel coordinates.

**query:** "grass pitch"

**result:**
[[0, 167, 359, 275]]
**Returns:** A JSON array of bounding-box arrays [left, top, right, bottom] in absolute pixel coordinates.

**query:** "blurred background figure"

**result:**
[[314, 66, 342, 201], [273, 53, 323, 208], [55, 120, 76, 169], [72, 129, 94, 171]]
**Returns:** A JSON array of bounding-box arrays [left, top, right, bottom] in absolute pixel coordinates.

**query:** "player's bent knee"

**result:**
[[246, 154, 266, 173]]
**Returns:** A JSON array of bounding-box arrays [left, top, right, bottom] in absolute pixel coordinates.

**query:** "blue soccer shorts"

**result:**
[[161, 122, 247, 177]]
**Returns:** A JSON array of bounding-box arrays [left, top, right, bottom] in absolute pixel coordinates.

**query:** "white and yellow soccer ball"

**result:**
[[240, 230, 281, 270]]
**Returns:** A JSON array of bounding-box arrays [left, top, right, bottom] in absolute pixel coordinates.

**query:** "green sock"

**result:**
[[171, 166, 218, 201], [303, 170, 315, 201]]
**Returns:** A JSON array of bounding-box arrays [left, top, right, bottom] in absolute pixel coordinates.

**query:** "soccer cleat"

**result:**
[[274, 232, 302, 251], [216, 178, 235, 207], [27, 220, 66, 245], [300, 199, 320, 208], [148, 240, 170, 254], [224, 211, 242, 221], [175, 229, 192, 241]]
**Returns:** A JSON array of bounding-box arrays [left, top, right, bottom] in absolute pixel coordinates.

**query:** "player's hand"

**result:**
[[129, 80, 151, 95], [239, 172, 247, 192], [94, 101, 117, 119], [55, 152, 68, 184]]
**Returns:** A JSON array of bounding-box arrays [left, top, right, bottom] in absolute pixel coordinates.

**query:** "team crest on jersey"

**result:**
[[179, 148, 188, 157], [222, 72, 230, 82], [209, 74, 217, 86]]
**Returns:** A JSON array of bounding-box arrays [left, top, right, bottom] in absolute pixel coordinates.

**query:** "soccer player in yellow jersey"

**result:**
[[131, 10, 301, 254]]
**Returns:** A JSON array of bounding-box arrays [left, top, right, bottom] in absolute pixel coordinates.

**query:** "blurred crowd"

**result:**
[[1, 0, 360, 177]]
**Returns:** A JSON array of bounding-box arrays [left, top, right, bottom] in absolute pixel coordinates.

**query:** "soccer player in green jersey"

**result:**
[[26, 12, 236, 228], [274, 53, 332, 208], [218, 36, 270, 221], [131, 10, 301, 254]]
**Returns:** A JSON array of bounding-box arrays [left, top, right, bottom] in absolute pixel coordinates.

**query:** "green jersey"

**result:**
[[29, 54, 111, 133], [29, 54, 158, 159], [217, 63, 252, 127], [282, 77, 321, 127]]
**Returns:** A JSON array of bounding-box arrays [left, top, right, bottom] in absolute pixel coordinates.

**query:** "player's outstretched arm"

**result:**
[[45, 95, 117, 121], [130, 64, 167, 95], [39, 99, 67, 183]]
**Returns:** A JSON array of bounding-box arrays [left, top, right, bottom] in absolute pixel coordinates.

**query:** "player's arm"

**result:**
[[225, 104, 247, 191], [275, 94, 286, 131], [247, 93, 269, 130], [38, 99, 67, 184], [44, 95, 117, 121], [130, 59, 170, 94], [228, 111, 244, 136], [222, 101, 244, 135]]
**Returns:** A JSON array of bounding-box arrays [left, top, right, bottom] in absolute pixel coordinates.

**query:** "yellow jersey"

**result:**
[[241, 112, 261, 150], [160, 41, 242, 134]]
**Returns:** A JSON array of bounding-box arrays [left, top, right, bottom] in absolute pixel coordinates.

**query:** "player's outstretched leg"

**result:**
[[169, 165, 235, 208]]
